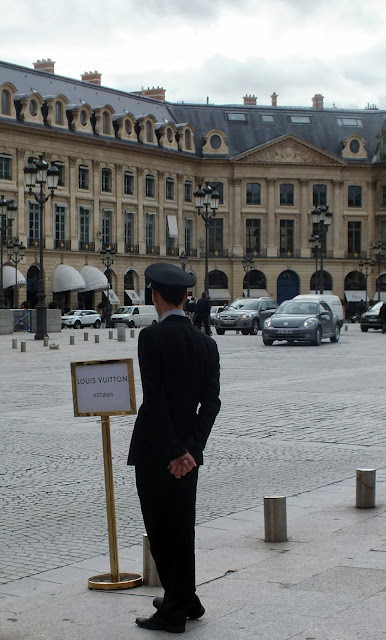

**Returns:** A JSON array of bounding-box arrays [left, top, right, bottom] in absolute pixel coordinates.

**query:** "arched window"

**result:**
[[243, 269, 266, 289], [310, 271, 333, 292], [208, 270, 228, 289], [103, 111, 110, 135], [344, 271, 365, 290], [146, 120, 153, 142], [185, 129, 192, 150], [1, 89, 10, 115], [55, 101, 63, 125]]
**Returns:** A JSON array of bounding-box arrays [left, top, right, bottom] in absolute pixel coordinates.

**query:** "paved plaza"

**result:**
[[1, 323, 386, 639]]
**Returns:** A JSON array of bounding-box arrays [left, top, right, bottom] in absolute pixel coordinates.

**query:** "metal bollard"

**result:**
[[117, 323, 126, 342], [344, 324, 348, 332], [264, 496, 287, 542], [356, 469, 376, 508], [109, 330, 113, 340], [70, 335, 75, 345], [95, 334, 100, 344], [143, 534, 161, 587], [130, 328, 135, 338], [43, 337, 49, 347], [84, 332, 89, 341], [12, 338, 17, 349], [20, 341, 26, 353]]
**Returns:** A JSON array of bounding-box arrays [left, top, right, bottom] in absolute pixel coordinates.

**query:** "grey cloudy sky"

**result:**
[[2, 0, 386, 109]]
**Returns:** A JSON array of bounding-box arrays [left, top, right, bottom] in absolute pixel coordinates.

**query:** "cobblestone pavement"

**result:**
[[1, 324, 386, 584]]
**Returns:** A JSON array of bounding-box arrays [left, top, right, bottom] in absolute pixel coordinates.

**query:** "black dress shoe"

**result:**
[[135, 613, 185, 634], [153, 597, 205, 620]]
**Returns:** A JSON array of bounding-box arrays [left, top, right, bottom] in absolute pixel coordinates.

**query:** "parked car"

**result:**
[[214, 297, 278, 335], [61, 310, 101, 329], [111, 305, 158, 328], [262, 299, 340, 346], [360, 301, 384, 332], [210, 305, 224, 325]]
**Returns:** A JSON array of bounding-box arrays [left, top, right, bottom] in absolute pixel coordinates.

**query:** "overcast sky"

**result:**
[[2, 0, 386, 110]]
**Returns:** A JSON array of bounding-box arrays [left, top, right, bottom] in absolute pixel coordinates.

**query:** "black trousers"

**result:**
[[135, 463, 199, 625], [195, 314, 210, 335]]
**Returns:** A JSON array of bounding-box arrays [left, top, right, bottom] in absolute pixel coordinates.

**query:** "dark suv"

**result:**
[[213, 297, 278, 335]]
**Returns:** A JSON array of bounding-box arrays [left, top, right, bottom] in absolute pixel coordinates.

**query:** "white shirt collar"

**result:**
[[159, 309, 186, 322]]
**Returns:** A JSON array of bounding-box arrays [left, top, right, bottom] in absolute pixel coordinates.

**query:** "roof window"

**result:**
[[290, 115, 311, 124], [337, 118, 363, 126], [225, 112, 247, 121], [261, 115, 274, 123]]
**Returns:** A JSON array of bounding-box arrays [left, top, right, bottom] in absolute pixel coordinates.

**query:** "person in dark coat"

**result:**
[[128, 263, 221, 634], [379, 301, 386, 334], [194, 291, 211, 335]]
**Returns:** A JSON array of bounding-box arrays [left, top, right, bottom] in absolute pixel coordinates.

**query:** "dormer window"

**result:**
[[125, 119, 132, 135], [80, 109, 88, 126], [29, 99, 38, 117], [1, 89, 10, 115], [103, 111, 110, 135], [349, 139, 360, 154], [185, 129, 192, 150], [55, 101, 63, 125], [146, 120, 154, 143]]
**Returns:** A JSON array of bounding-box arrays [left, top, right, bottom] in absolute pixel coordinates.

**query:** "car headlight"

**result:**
[[303, 318, 317, 328], [216, 314, 221, 319], [241, 313, 251, 319], [264, 318, 272, 327]]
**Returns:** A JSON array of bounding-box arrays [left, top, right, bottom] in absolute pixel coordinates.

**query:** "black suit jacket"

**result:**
[[128, 314, 220, 467]]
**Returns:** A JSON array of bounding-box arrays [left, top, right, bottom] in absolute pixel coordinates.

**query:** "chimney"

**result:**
[[243, 94, 257, 106], [33, 58, 55, 73], [81, 71, 102, 86], [271, 92, 278, 107], [133, 86, 166, 102], [312, 93, 324, 109]]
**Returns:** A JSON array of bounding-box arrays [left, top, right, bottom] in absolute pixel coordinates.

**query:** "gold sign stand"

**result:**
[[88, 416, 142, 590]]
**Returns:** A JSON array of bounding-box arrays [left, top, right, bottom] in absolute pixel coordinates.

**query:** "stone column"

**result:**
[[266, 178, 277, 257], [115, 164, 124, 254], [158, 171, 166, 256], [231, 178, 243, 257], [332, 180, 344, 258], [300, 179, 310, 257]]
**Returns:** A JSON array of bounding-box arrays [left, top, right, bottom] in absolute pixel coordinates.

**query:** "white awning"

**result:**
[[108, 289, 120, 304], [80, 265, 109, 292], [53, 264, 86, 293], [125, 289, 141, 304], [3, 265, 26, 289], [166, 215, 178, 238], [209, 288, 231, 300], [345, 290, 366, 302], [372, 292, 386, 301], [243, 288, 268, 297]]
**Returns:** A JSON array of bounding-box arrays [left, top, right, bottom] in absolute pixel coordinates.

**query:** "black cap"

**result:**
[[145, 262, 196, 289]]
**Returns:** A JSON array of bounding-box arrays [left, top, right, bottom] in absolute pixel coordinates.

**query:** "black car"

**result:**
[[360, 301, 384, 331], [262, 299, 340, 346]]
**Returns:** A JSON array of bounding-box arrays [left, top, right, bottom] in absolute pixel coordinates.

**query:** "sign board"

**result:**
[[71, 359, 136, 417]]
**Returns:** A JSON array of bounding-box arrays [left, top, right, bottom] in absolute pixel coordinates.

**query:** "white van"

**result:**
[[293, 294, 344, 327], [111, 305, 158, 328]]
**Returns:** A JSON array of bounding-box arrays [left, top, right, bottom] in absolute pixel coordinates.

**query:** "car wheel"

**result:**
[[94, 320, 101, 328], [312, 326, 322, 346], [241, 329, 250, 335], [330, 325, 340, 343], [263, 338, 274, 346], [128, 320, 135, 328], [360, 325, 368, 332], [74, 320, 81, 329], [250, 319, 259, 335], [216, 328, 225, 335]]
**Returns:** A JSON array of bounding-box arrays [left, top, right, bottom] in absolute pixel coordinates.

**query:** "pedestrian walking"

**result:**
[[379, 301, 386, 334], [128, 262, 221, 634], [194, 292, 211, 335]]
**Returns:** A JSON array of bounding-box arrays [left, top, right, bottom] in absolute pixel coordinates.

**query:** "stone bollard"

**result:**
[[356, 469, 376, 508], [20, 341, 26, 353], [84, 332, 89, 341], [43, 337, 49, 347], [130, 328, 135, 339], [109, 330, 113, 340], [70, 336, 75, 345], [264, 496, 287, 542], [344, 324, 348, 332], [12, 338, 17, 349], [117, 323, 126, 342], [95, 334, 100, 344], [143, 534, 161, 587]]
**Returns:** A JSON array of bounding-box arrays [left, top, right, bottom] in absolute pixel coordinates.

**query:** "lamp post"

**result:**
[[7, 241, 25, 309], [194, 182, 220, 294], [179, 250, 187, 270], [24, 156, 59, 339], [310, 205, 333, 294], [242, 254, 254, 297], [0, 197, 17, 309], [100, 245, 115, 328], [309, 234, 322, 293], [372, 241, 385, 301], [358, 257, 375, 305]]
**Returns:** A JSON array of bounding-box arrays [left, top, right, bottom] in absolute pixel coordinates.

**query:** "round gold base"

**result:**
[[88, 572, 143, 590]]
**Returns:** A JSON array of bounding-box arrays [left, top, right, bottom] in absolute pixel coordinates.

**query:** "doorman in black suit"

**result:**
[[128, 262, 221, 634]]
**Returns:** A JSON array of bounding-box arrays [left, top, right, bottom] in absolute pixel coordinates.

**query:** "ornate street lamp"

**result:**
[[100, 245, 116, 328], [309, 234, 322, 293], [179, 250, 187, 270], [7, 241, 25, 309], [359, 257, 375, 305], [0, 196, 17, 309], [311, 205, 333, 294], [372, 241, 385, 301], [194, 182, 220, 294], [242, 254, 254, 297], [24, 156, 59, 339]]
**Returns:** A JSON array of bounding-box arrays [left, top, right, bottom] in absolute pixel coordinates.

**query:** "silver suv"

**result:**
[[214, 297, 278, 335]]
